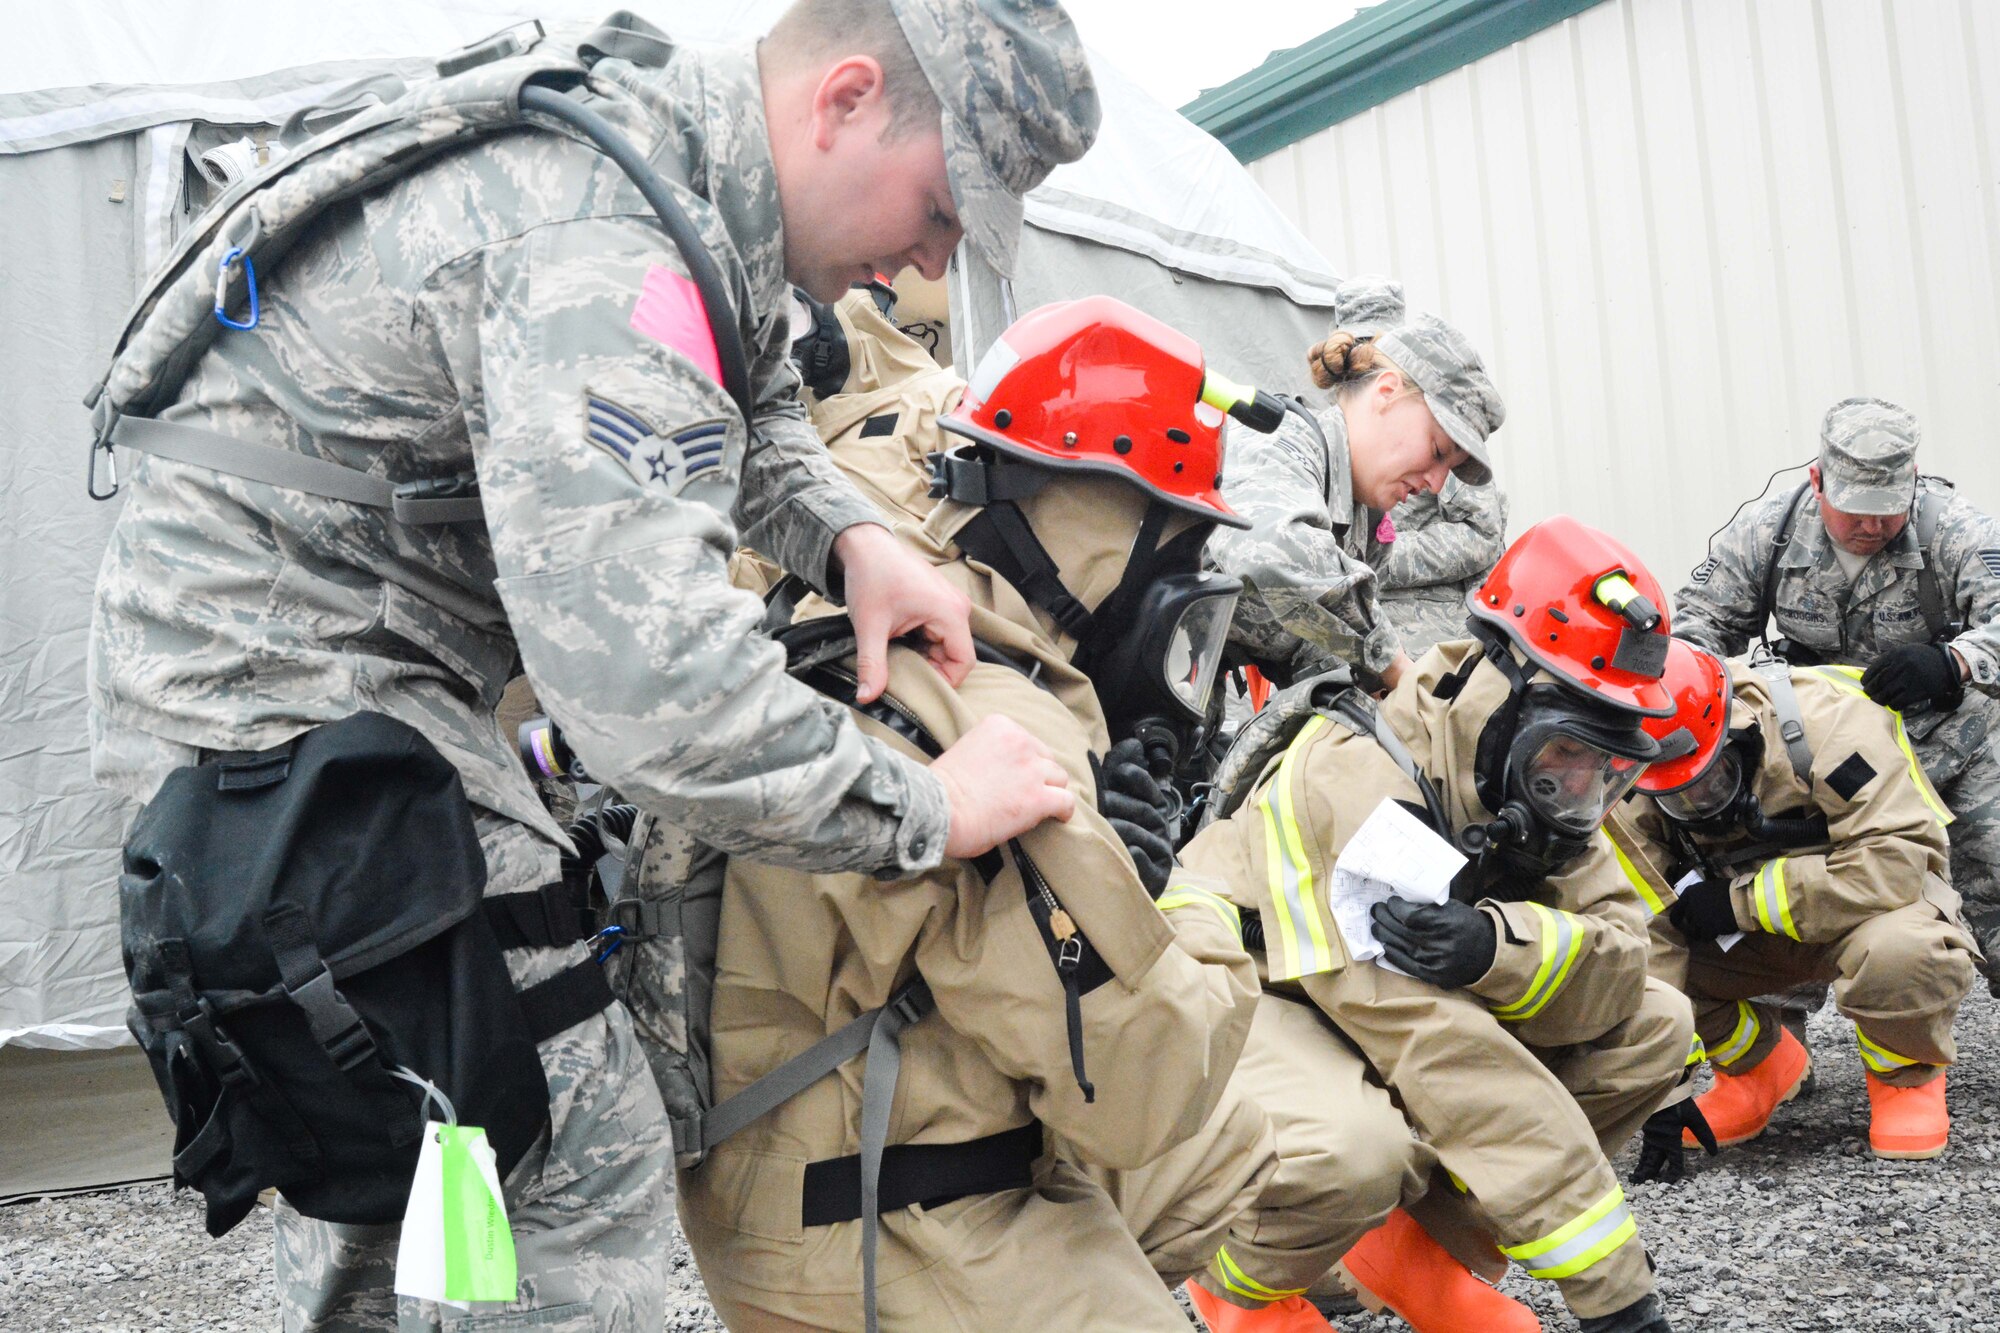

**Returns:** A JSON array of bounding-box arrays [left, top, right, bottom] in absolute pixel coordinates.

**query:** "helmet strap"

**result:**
[[952, 502, 1094, 639]]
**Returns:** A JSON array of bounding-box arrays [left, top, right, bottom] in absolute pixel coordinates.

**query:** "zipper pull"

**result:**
[[1049, 907, 1077, 943]]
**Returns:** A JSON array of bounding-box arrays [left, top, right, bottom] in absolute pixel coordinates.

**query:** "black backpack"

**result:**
[[120, 712, 552, 1237]]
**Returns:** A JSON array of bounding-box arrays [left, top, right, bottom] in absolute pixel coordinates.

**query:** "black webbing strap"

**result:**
[[800, 1121, 1042, 1225], [265, 904, 380, 1073], [1757, 481, 1814, 654], [951, 504, 1094, 639], [1912, 487, 1955, 644], [926, 448, 1051, 509], [789, 659, 1005, 884], [515, 960, 617, 1045], [483, 879, 594, 951], [264, 904, 420, 1146], [159, 938, 323, 1164]]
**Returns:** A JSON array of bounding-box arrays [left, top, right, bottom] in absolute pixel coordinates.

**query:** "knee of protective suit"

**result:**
[[1625, 978, 1695, 1088], [1286, 1103, 1420, 1235], [1838, 915, 1977, 1019]]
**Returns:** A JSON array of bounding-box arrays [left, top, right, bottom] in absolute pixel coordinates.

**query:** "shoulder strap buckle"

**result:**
[[438, 20, 545, 79]]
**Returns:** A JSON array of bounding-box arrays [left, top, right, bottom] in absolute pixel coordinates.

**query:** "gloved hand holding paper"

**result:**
[[1331, 799, 1467, 973]]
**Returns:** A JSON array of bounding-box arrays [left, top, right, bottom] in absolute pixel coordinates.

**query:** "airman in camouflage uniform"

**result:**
[[1675, 397, 2000, 994], [1367, 476, 1509, 655], [87, 2, 1099, 1329], [1209, 276, 1503, 687]]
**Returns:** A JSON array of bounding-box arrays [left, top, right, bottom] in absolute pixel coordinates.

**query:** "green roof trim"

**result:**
[[1182, 0, 1606, 162]]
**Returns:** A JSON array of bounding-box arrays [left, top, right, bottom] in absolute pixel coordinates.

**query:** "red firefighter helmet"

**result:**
[[1638, 639, 1733, 794], [1467, 515, 1676, 718], [939, 296, 1253, 528]]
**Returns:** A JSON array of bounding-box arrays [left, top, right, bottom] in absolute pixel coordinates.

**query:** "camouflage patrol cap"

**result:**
[[1332, 274, 1406, 338], [1819, 396, 1919, 515], [890, 0, 1100, 275], [1375, 313, 1504, 486]]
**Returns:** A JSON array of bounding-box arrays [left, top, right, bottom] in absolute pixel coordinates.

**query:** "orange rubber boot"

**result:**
[[1184, 1280, 1337, 1333], [1689, 1025, 1811, 1147], [1340, 1209, 1541, 1333], [1867, 1070, 1949, 1160]]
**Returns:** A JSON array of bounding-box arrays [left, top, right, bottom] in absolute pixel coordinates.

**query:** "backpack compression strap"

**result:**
[[1749, 653, 1814, 789], [91, 70, 752, 520]]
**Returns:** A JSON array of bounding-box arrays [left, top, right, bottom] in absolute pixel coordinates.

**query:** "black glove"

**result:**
[[1370, 897, 1496, 989], [1629, 1099, 1720, 1185], [1862, 642, 1964, 714], [1094, 739, 1174, 898], [1667, 878, 1740, 942]]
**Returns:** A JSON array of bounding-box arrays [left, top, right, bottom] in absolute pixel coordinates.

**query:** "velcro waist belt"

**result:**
[[800, 1122, 1043, 1226]]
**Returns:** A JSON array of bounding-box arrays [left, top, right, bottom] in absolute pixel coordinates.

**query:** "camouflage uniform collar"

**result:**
[[1317, 401, 1357, 529], [625, 42, 787, 316]]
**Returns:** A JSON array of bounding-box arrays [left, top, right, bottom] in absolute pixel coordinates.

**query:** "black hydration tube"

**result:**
[[519, 82, 754, 421]]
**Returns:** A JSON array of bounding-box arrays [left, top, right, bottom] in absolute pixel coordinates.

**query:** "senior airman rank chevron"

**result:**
[[585, 393, 727, 496]]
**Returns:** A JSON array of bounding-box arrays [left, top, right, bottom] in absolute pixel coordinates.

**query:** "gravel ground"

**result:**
[[4, 987, 1994, 1332]]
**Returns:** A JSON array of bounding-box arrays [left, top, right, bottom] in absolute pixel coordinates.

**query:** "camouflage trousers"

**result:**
[[1913, 709, 2000, 989], [273, 815, 673, 1332]]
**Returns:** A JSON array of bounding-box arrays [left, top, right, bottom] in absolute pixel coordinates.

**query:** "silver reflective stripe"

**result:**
[[1516, 1197, 1636, 1278], [1712, 1001, 1760, 1067]]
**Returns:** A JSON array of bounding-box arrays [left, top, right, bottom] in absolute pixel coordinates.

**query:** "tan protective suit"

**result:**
[[1176, 642, 1695, 1320], [1609, 662, 1976, 1087], [677, 301, 1262, 1330]]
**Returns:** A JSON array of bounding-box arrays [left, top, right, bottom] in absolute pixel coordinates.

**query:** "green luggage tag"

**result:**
[[438, 1123, 517, 1302], [392, 1071, 517, 1308]]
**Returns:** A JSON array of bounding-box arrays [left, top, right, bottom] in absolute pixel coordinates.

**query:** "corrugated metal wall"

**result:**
[[1244, 0, 2000, 590]]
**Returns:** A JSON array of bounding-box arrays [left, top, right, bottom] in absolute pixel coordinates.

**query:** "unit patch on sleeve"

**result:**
[[1689, 557, 1718, 586], [584, 393, 727, 496], [1825, 751, 1879, 802], [1978, 549, 2000, 579]]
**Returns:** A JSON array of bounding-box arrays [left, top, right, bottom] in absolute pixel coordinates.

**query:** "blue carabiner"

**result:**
[[214, 246, 260, 330], [592, 925, 626, 964]]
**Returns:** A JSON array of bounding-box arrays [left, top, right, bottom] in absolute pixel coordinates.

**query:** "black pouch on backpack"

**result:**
[[120, 711, 551, 1237]]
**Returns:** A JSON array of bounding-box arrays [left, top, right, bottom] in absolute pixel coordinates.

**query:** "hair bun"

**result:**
[[1307, 330, 1362, 389]]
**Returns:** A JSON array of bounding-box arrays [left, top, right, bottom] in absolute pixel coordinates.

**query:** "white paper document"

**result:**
[[1332, 798, 1468, 974]]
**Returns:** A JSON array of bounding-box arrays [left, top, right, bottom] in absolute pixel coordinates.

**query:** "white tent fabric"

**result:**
[[0, 2, 1339, 1049]]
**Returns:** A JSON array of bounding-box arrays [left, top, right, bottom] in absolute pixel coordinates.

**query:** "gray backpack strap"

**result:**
[[859, 981, 931, 1333], [1323, 688, 1453, 836], [109, 417, 483, 524], [678, 981, 933, 1156], [579, 11, 675, 69], [1757, 480, 1814, 653], [1912, 485, 1958, 643], [86, 25, 752, 508], [1751, 654, 1814, 788]]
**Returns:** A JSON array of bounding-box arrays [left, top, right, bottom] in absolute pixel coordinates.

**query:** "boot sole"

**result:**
[[1870, 1141, 1947, 1160], [1695, 1057, 1812, 1147]]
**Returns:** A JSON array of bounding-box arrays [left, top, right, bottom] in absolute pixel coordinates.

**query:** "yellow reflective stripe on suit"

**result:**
[[1501, 1185, 1638, 1280], [1212, 1245, 1308, 1302], [1809, 666, 1954, 825], [1712, 1000, 1760, 1068], [1751, 858, 1801, 941], [1260, 715, 1336, 980], [1855, 1028, 1920, 1074], [1157, 884, 1242, 943], [1492, 901, 1585, 1021], [1607, 831, 1665, 914], [1686, 1034, 1707, 1067]]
